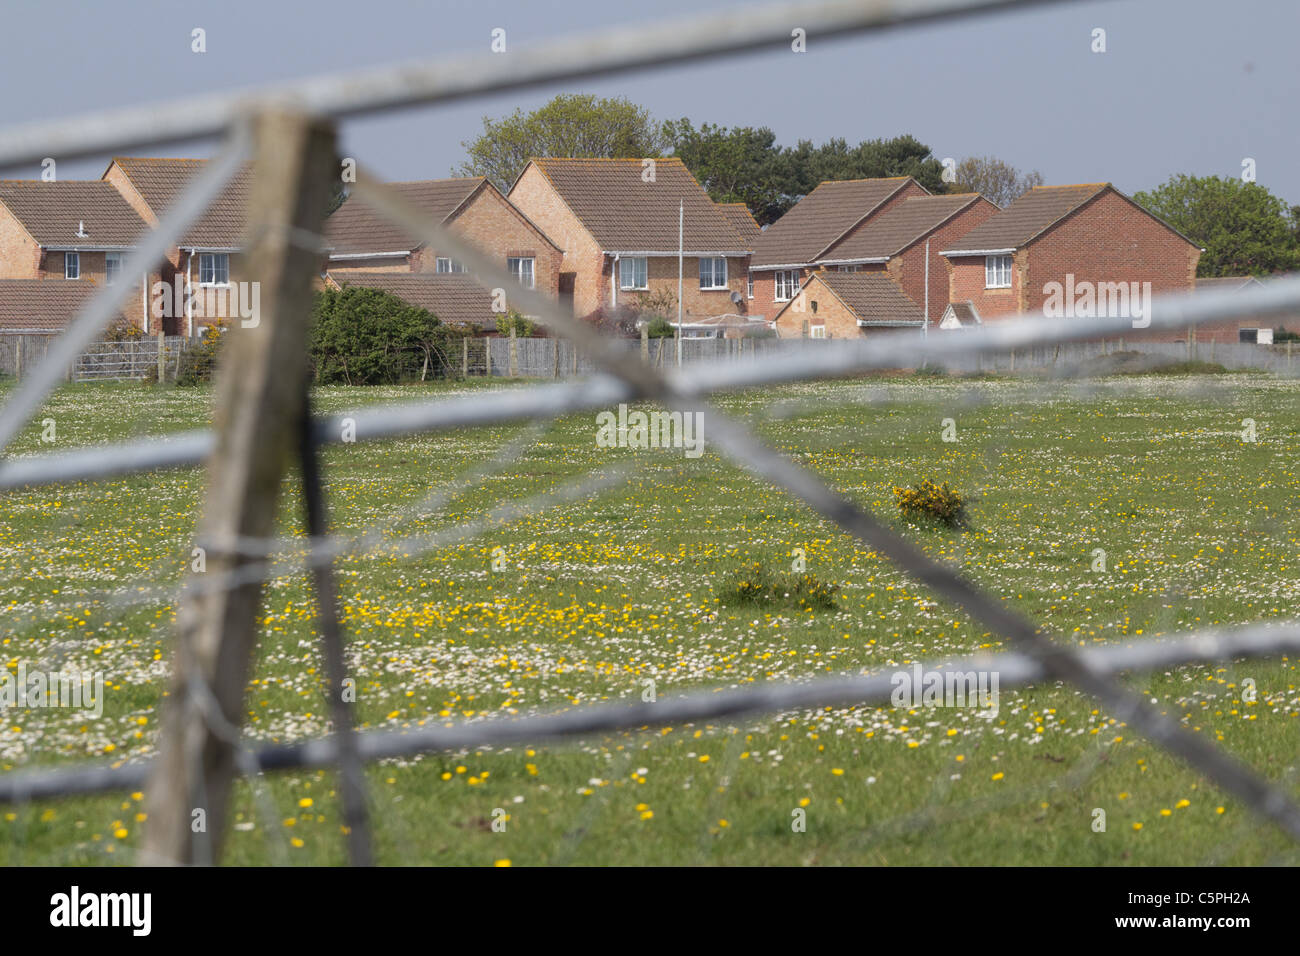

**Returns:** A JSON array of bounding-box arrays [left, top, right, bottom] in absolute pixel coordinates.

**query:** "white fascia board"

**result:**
[[748, 262, 814, 272], [816, 256, 889, 266], [43, 244, 137, 252], [857, 319, 925, 327], [938, 247, 1015, 258], [182, 246, 242, 254], [328, 251, 411, 260], [606, 250, 749, 257]]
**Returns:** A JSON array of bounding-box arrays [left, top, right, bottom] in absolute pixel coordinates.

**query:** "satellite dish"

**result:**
[[730, 291, 743, 305]]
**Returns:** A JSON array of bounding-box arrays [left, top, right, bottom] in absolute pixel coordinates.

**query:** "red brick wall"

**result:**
[[945, 189, 1200, 339], [889, 198, 999, 325], [0, 205, 40, 277], [440, 186, 562, 300], [606, 254, 749, 319]]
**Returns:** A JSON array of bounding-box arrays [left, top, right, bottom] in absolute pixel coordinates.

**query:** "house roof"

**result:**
[[717, 203, 762, 246], [941, 184, 1111, 254], [326, 271, 500, 329], [514, 157, 746, 254], [0, 181, 148, 249], [941, 301, 981, 328], [778, 270, 925, 326], [750, 177, 920, 269], [107, 157, 252, 249], [0, 279, 127, 332], [325, 178, 489, 256], [820, 194, 986, 262]]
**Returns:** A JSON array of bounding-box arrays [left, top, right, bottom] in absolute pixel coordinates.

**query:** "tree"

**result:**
[[663, 120, 789, 225], [495, 308, 535, 337], [665, 123, 948, 225], [947, 156, 1043, 208], [457, 94, 672, 192], [1133, 175, 1300, 277], [310, 285, 448, 385]]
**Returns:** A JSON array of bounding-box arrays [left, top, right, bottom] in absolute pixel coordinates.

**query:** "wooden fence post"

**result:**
[[13, 335, 22, 381], [552, 336, 560, 378], [509, 324, 518, 377], [640, 323, 649, 362], [461, 336, 469, 377], [156, 332, 166, 385], [142, 110, 338, 866]]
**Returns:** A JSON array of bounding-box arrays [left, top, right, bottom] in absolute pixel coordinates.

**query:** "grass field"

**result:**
[[1, 372, 1298, 865]]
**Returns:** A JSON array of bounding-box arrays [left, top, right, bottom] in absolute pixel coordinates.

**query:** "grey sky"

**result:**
[[1, 0, 1294, 205]]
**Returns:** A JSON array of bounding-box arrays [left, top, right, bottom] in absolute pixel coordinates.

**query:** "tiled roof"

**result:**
[[109, 157, 252, 249], [326, 271, 500, 329], [941, 184, 1109, 254], [325, 179, 487, 256], [0, 181, 148, 249], [821, 194, 984, 262], [520, 158, 745, 253], [0, 279, 127, 332], [750, 178, 917, 269], [717, 203, 762, 246], [800, 270, 924, 325]]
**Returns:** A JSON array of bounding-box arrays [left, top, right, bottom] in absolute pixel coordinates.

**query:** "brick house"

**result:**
[[325, 178, 562, 302], [748, 177, 930, 321], [103, 157, 253, 335], [0, 180, 149, 326], [813, 193, 999, 326], [939, 183, 1201, 339], [771, 270, 924, 338], [507, 157, 749, 321]]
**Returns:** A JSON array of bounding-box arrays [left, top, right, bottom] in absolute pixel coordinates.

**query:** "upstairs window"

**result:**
[[64, 252, 80, 280], [619, 256, 648, 291], [699, 257, 728, 290], [774, 270, 800, 301], [105, 252, 123, 286], [199, 253, 229, 286], [436, 257, 467, 274], [508, 257, 535, 289], [985, 254, 1012, 289]]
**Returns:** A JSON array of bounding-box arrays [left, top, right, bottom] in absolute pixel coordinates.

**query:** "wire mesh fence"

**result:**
[[1, 0, 1299, 866]]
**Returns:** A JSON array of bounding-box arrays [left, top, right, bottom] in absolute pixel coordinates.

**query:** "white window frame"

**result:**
[[619, 256, 648, 291], [746, 275, 754, 299], [837, 264, 863, 273], [199, 252, 230, 287], [774, 269, 800, 302], [105, 252, 122, 286], [985, 254, 1012, 289], [436, 257, 467, 274], [508, 256, 535, 289], [810, 325, 826, 339], [699, 257, 728, 290], [64, 252, 80, 280]]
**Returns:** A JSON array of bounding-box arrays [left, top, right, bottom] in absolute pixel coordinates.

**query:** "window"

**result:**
[[508, 257, 535, 289], [619, 256, 648, 291], [746, 276, 754, 299], [774, 270, 800, 301], [699, 257, 727, 290], [985, 255, 1012, 289], [436, 257, 467, 274], [810, 325, 826, 339], [105, 253, 122, 286], [837, 264, 863, 273], [64, 252, 80, 280], [199, 253, 230, 286]]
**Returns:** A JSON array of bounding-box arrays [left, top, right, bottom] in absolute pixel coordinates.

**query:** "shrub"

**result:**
[[719, 562, 839, 610], [495, 309, 535, 337], [894, 479, 967, 527], [175, 322, 227, 386], [645, 317, 676, 339], [103, 318, 145, 342], [310, 285, 449, 384]]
